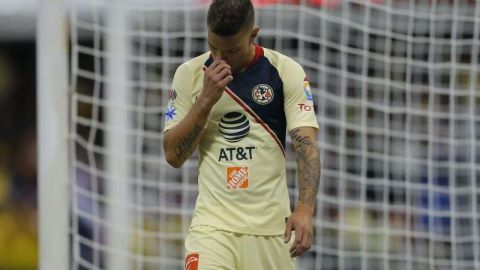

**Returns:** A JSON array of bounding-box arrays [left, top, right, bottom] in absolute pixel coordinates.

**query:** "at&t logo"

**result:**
[[218, 112, 250, 142]]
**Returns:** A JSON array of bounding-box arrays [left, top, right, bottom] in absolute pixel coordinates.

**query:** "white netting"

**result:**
[[69, 0, 480, 269]]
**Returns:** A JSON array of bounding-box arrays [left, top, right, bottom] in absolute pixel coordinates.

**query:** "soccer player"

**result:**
[[163, 0, 320, 269]]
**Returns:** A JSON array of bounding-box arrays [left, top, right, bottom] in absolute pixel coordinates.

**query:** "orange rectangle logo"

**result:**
[[227, 166, 249, 189], [185, 253, 199, 270]]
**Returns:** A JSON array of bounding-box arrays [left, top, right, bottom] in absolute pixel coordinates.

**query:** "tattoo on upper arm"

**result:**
[[290, 128, 315, 148], [174, 124, 203, 161], [290, 128, 321, 208]]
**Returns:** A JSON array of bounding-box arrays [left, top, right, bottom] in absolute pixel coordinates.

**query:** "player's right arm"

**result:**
[[163, 59, 233, 168]]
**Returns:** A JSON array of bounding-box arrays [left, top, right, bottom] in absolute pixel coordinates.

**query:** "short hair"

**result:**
[[207, 0, 255, 36]]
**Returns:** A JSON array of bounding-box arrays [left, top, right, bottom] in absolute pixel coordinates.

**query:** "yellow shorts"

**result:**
[[184, 225, 295, 270]]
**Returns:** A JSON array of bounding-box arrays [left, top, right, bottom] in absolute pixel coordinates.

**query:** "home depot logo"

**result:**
[[185, 253, 199, 270], [227, 166, 249, 189]]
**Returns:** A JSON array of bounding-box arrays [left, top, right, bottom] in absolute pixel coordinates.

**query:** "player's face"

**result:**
[[207, 27, 259, 74]]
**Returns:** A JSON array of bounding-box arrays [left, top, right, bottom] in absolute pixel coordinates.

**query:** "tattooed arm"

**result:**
[[284, 126, 321, 257], [163, 99, 211, 168], [290, 127, 321, 208], [163, 59, 233, 168]]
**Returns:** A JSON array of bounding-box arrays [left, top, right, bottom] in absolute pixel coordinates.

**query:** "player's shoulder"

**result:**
[[171, 53, 209, 89], [179, 52, 210, 73], [263, 48, 303, 78], [263, 48, 303, 77], [263, 47, 300, 70]]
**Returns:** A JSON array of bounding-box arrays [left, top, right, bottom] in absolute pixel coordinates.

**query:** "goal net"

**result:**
[[69, 0, 480, 269]]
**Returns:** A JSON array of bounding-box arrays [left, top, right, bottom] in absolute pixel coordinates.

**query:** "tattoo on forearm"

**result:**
[[174, 124, 203, 161], [290, 128, 321, 208]]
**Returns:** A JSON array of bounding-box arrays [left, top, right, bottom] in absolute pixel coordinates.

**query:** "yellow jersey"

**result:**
[[164, 45, 319, 235]]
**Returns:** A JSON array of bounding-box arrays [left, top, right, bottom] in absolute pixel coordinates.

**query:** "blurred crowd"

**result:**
[[0, 42, 37, 269]]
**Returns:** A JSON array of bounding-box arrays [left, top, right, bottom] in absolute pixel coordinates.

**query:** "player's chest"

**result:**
[[208, 70, 285, 121]]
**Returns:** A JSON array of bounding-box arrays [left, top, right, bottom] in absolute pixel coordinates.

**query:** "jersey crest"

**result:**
[[251, 84, 274, 105]]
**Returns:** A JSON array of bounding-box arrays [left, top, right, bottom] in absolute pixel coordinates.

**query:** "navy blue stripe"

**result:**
[[208, 56, 286, 150]]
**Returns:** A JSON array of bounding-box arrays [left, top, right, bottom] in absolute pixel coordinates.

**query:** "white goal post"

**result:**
[[37, 0, 69, 270], [39, 0, 480, 270]]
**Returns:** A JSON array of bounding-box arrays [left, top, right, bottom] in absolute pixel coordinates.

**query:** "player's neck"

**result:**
[[238, 43, 258, 73]]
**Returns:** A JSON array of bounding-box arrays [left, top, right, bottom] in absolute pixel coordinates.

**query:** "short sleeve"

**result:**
[[282, 59, 319, 131], [163, 63, 194, 132]]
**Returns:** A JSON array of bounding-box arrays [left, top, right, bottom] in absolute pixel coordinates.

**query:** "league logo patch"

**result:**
[[304, 81, 313, 101], [252, 84, 274, 105], [218, 112, 250, 142], [165, 105, 176, 121], [185, 253, 199, 270], [227, 166, 249, 189]]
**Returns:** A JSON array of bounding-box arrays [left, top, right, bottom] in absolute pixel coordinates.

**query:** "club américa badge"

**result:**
[[251, 84, 274, 105]]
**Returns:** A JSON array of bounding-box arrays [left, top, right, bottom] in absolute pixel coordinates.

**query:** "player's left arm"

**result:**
[[284, 126, 320, 257], [281, 57, 321, 257]]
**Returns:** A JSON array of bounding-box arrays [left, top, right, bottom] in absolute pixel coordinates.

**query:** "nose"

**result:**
[[212, 52, 230, 66], [214, 51, 227, 61], [214, 50, 227, 60]]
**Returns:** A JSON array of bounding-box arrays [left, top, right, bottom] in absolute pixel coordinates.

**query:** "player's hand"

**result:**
[[199, 59, 233, 108], [284, 203, 314, 257]]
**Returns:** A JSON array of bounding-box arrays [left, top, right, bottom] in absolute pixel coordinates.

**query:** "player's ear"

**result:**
[[250, 27, 260, 42]]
